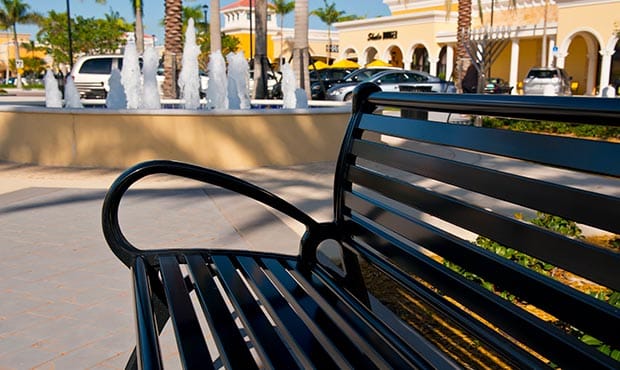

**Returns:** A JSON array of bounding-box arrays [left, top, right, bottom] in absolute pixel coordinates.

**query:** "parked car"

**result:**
[[522, 67, 572, 96], [271, 67, 356, 100], [484, 77, 512, 94], [72, 55, 208, 99], [326, 69, 455, 101], [308, 68, 356, 100]]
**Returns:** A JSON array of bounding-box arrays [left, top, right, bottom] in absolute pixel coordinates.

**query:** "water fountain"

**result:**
[[106, 68, 127, 109], [12, 18, 349, 170], [141, 47, 161, 109], [43, 70, 62, 108], [281, 62, 296, 109], [206, 50, 228, 110], [178, 18, 201, 109], [64, 74, 83, 108], [120, 40, 141, 109], [227, 51, 251, 110]]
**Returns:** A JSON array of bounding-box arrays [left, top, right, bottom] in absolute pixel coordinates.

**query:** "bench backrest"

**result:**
[[331, 83, 620, 368]]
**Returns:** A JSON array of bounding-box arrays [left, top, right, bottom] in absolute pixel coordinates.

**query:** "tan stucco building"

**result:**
[[334, 0, 620, 95], [223, 0, 619, 96]]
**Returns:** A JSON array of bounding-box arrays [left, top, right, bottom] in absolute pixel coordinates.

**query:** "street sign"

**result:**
[[15, 59, 23, 68]]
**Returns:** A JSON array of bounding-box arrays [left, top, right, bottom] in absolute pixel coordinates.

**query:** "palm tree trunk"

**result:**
[[164, 0, 183, 98], [135, 0, 145, 54], [456, 0, 472, 93], [292, 0, 310, 97], [210, 0, 221, 52], [253, 0, 268, 99]]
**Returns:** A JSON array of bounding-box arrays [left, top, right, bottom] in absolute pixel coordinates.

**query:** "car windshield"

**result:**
[[528, 69, 558, 78], [345, 69, 381, 82]]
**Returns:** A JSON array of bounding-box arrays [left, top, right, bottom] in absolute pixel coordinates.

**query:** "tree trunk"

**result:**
[[164, 0, 183, 98], [210, 0, 221, 52], [135, 0, 145, 54], [455, 0, 472, 93], [253, 0, 268, 99], [292, 0, 310, 98]]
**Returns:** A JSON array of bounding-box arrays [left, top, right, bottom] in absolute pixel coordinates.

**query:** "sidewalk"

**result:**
[[0, 160, 335, 369]]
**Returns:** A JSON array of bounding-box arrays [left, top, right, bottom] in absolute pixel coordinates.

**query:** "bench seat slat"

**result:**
[[351, 138, 620, 234], [357, 113, 619, 176], [260, 258, 383, 369], [345, 213, 618, 369], [281, 260, 449, 369], [132, 257, 163, 370], [158, 256, 214, 369], [346, 165, 620, 291], [211, 254, 300, 369], [185, 254, 258, 370], [345, 191, 620, 348], [234, 255, 342, 369]]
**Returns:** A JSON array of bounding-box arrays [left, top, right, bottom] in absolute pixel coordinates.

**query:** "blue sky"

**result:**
[[19, 0, 391, 45]]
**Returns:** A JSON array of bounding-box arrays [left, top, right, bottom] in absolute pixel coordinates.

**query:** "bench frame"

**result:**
[[103, 83, 620, 369]]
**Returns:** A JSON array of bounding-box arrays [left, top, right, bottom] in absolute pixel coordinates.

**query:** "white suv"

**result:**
[[71, 55, 208, 99], [71, 55, 129, 99], [523, 67, 572, 96]]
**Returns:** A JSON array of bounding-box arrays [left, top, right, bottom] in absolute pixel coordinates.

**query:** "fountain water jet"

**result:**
[[64, 75, 83, 108], [281, 62, 296, 109], [121, 40, 141, 109], [179, 18, 201, 109], [106, 69, 127, 109], [226, 51, 251, 110], [142, 47, 161, 109], [206, 50, 228, 109], [44, 70, 62, 108]]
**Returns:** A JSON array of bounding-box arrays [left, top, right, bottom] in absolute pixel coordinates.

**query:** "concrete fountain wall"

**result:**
[[0, 106, 351, 170]]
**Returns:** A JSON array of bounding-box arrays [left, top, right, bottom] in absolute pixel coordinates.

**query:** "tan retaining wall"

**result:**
[[0, 107, 351, 170]]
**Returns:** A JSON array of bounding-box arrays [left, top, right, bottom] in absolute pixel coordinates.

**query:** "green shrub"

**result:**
[[443, 212, 619, 361], [481, 117, 620, 140]]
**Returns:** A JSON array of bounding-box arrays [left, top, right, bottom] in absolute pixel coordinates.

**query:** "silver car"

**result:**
[[326, 69, 455, 101], [523, 67, 572, 96]]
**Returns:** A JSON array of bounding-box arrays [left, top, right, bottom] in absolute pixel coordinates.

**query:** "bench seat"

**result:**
[[103, 82, 620, 369]]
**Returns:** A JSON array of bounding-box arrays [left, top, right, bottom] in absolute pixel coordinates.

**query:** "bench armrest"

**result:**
[[102, 160, 319, 267]]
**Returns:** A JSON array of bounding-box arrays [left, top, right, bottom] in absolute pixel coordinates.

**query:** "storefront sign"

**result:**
[[367, 31, 398, 41]]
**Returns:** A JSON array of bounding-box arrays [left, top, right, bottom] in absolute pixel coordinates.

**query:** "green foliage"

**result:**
[[37, 10, 131, 65], [481, 117, 620, 140], [443, 212, 619, 361]]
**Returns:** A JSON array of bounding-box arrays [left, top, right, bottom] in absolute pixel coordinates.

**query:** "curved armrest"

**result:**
[[102, 160, 320, 267]]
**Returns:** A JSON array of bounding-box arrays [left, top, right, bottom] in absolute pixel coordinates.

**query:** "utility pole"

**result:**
[[66, 0, 73, 70], [541, 0, 549, 67]]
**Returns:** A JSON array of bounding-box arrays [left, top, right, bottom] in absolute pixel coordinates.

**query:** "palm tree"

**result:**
[[209, 0, 221, 52], [273, 0, 294, 67], [133, 0, 145, 54], [311, 0, 359, 65], [253, 0, 269, 99], [292, 0, 309, 96], [446, 0, 515, 92], [0, 0, 41, 89], [164, 0, 183, 98]]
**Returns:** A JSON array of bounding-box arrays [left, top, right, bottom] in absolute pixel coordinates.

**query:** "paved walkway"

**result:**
[[0, 160, 335, 369]]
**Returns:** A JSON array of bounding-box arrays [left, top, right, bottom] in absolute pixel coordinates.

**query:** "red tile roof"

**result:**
[[221, 0, 274, 11]]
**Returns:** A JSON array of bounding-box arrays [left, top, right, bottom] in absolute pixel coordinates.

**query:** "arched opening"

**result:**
[[411, 45, 429, 72], [610, 39, 620, 94], [564, 32, 601, 95], [343, 48, 358, 63], [388, 46, 404, 68], [437, 46, 448, 80]]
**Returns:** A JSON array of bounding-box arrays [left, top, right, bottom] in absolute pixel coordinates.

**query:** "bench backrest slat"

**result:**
[[334, 84, 620, 369], [358, 113, 620, 177]]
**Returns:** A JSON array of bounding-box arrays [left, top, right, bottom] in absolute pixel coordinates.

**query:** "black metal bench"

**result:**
[[102, 83, 620, 369]]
